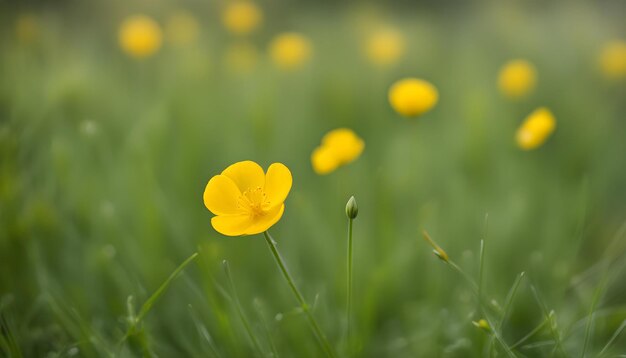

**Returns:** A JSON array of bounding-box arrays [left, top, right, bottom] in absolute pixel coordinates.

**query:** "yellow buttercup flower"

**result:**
[[599, 40, 626, 80], [119, 15, 162, 59], [498, 59, 537, 99], [224, 42, 259, 73], [365, 27, 405, 66], [388, 78, 438, 117], [166, 11, 199, 47], [222, 1, 262, 35], [269, 33, 312, 70], [311, 128, 364, 175], [203, 161, 292, 236], [516, 107, 556, 150], [16, 14, 39, 44]]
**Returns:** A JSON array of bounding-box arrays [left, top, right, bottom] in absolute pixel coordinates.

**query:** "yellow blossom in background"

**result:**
[[166, 11, 199, 47], [16, 14, 39, 44], [224, 42, 259, 73], [388, 78, 438, 117], [118, 15, 162, 59], [222, 1, 262, 35], [599, 40, 626, 80], [204, 161, 292, 236], [365, 27, 405, 66], [516, 107, 556, 150], [269, 33, 312, 70], [311, 128, 364, 175], [498, 59, 537, 99]]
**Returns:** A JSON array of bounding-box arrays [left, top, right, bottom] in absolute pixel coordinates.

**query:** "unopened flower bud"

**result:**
[[422, 230, 449, 263], [472, 319, 491, 332], [345, 196, 358, 219]]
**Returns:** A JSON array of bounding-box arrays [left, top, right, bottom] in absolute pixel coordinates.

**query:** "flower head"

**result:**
[[498, 59, 537, 99], [166, 11, 199, 47], [311, 128, 364, 175], [222, 1, 262, 35], [599, 40, 626, 80], [204, 161, 292, 236], [365, 27, 405, 66], [269, 33, 312, 70], [516, 107, 556, 150], [388, 78, 438, 117], [119, 15, 162, 59]]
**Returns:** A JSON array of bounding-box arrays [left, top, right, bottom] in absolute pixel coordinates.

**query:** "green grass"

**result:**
[[1, 1, 626, 357]]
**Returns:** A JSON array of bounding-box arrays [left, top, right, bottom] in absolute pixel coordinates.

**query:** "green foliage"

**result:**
[[1, 1, 626, 357]]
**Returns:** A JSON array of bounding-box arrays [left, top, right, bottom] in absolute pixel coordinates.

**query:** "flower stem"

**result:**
[[263, 231, 336, 358], [346, 217, 354, 355]]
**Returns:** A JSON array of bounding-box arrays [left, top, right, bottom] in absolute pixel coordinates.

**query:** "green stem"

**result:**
[[477, 239, 485, 316], [263, 231, 336, 358], [347, 218, 354, 355]]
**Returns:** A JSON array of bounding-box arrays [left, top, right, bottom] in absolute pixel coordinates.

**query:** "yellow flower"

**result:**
[[311, 128, 364, 175], [269, 33, 312, 70], [599, 40, 626, 80], [364, 27, 405, 66], [166, 11, 199, 47], [118, 15, 162, 59], [203, 161, 292, 236], [222, 1, 262, 35], [388, 78, 438, 117], [498, 59, 537, 99], [16, 14, 39, 44], [516, 107, 556, 150], [224, 42, 259, 73]]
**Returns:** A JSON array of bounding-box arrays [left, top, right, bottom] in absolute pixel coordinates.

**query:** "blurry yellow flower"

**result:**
[[203, 161, 292, 236], [224, 42, 259, 73], [222, 1, 262, 35], [498, 59, 537, 99], [166, 11, 199, 47], [16, 14, 39, 43], [599, 40, 626, 80], [119, 15, 162, 59], [269, 33, 312, 70], [365, 27, 405, 66], [311, 128, 364, 175], [388, 78, 438, 117], [516, 107, 556, 150]]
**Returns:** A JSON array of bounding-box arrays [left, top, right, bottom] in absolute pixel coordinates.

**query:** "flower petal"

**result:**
[[221, 160, 265, 192], [311, 146, 339, 175], [264, 163, 292, 209], [322, 128, 365, 164], [203, 175, 242, 215], [244, 204, 285, 235], [211, 214, 253, 236]]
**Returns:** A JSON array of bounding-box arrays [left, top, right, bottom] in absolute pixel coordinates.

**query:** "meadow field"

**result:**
[[1, 0, 626, 356]]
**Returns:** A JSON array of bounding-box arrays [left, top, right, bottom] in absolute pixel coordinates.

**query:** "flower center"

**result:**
[[237, 186, 271, 216]]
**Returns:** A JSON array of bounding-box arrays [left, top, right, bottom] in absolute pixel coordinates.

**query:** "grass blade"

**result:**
[[597, 319, 626, 357], [580, 265, 609, 358], [498, 272, 526, 330], [529, 283, 567, 356], [135, 252, 198, 324], [510, 317, 548, 349], [188, 304, 223, 358], [223, 260, 265, 357]]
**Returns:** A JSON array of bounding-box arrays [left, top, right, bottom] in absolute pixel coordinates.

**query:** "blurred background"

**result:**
[[1, 0, 626, 356]]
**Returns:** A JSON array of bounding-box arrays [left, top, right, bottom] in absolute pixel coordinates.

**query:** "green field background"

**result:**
[[1, 0, 626, 356]]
